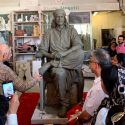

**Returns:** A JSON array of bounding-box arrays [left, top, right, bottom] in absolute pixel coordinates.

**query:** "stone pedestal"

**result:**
[[31, 107, 68, 125]]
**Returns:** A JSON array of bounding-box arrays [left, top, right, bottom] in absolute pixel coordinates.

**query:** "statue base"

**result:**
[[31, 106, 68, 125]]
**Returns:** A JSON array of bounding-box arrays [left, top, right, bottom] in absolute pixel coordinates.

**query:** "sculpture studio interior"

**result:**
[[0, 0, 125, 125]]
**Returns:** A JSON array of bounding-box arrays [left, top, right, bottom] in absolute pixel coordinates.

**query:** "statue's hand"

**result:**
[[54, 52, 65, 59], [50, 53, 56, 59]]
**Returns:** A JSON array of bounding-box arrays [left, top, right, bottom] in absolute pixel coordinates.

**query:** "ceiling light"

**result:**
[[93, 12, 98, 16]]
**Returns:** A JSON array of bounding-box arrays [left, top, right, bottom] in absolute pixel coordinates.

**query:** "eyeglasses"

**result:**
[[111, 110, 125, 125]]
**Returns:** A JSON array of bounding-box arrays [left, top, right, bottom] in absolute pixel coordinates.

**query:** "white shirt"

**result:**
[[95, 108, 109, 125], [6, 114, 18, 125], [83, 76, 108, 116]]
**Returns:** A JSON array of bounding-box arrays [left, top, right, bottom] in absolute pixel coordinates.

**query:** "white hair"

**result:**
[[0, 43, 10, 56]]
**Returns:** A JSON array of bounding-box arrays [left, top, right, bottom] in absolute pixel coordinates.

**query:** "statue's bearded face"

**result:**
[[55, 13, 65, 26]]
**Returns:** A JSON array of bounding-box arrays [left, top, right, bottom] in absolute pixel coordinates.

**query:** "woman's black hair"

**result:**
[[117, 53, 125, 67], [0, 95, 9, 125], [92, 65, 125, 125], [107, 41, 117, 57], [101, 65, 118, 95]]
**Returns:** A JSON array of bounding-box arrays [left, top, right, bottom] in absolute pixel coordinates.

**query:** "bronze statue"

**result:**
[[38, 9, 84, 117]]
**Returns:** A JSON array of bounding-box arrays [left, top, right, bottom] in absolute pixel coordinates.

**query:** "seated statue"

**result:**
[[37, 9, 84, 118]]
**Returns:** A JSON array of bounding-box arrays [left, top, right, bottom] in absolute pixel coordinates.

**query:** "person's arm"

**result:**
[[95, 108, 108, 125], [77, 89, 106, 123], [6, 93, 19, 125], [4, 64, 41, 92], [78, 110, 91, 122], [6, 114, 18, 125]]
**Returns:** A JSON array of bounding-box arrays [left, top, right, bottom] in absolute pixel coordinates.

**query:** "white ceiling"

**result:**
[[0, 0, 118, 7], [0, 0, 19, 6], [0, 0, 119, 14]]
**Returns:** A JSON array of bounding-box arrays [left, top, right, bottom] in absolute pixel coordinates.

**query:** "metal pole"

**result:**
[[39, 77, 45, 110]]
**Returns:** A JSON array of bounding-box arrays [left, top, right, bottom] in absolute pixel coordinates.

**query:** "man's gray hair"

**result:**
[[93, 49, 112, 68]]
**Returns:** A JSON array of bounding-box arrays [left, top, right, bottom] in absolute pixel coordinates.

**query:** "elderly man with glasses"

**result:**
[[0, 43, 41, 93], [77, 49, 112, 125]]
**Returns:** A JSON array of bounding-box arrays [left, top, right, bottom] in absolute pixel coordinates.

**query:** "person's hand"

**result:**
[[33, 72, 42, 82], [8, 92, 20, 114]]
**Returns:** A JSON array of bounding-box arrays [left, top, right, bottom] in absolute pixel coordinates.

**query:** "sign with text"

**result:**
[[69, 12, 90, 24]]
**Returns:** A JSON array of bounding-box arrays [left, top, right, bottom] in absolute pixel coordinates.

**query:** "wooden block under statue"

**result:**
[[45, 82, 60, 106], [45, 82, 78, 106]]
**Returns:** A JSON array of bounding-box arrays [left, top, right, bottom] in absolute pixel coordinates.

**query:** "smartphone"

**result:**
[[2, 81, 14, 100]]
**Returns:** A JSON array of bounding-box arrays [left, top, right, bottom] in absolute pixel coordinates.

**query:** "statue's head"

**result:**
[[53, 9, 66, 17], [51, 9, 68, 28]]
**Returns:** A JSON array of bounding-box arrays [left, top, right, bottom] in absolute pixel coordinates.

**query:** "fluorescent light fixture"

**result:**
[[93, 12, 98, 16]]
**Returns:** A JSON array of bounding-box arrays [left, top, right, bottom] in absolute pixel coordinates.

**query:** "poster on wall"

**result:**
[[69, 12, 90, 24]]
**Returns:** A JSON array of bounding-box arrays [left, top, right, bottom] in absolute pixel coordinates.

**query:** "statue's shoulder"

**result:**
[[68, 25, 76, 32], [68, 25, 77, 34]]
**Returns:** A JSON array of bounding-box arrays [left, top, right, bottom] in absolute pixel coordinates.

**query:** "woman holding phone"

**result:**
[[0, 92, 19, 125]]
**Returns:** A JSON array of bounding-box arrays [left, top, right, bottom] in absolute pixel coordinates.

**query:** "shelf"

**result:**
[[15, 52, 36, 55], [12, 9, 45, 61], [14, 36, 39, 38], [13, 10, 38, 13], [14, 21, 39, 24]]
